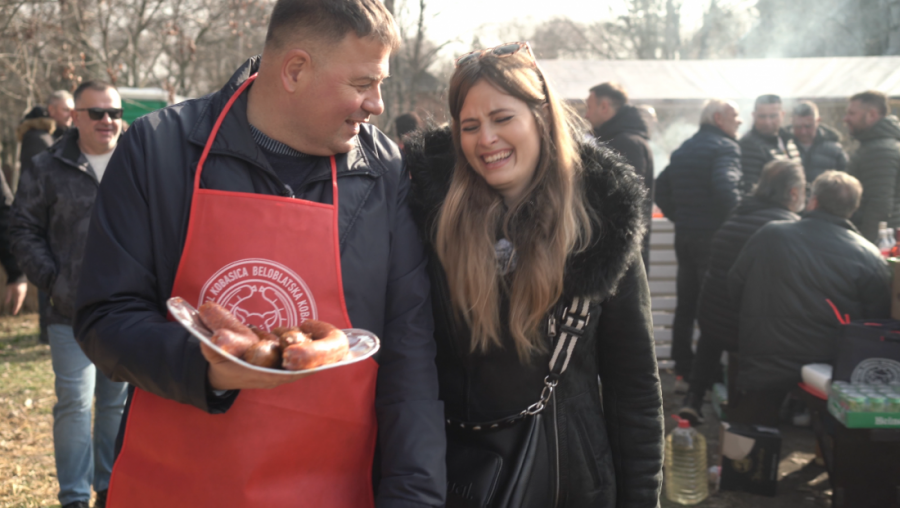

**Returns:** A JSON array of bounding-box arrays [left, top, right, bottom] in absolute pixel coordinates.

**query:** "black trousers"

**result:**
[[672, 230, 713, 377], [687, 334, 725, 398]]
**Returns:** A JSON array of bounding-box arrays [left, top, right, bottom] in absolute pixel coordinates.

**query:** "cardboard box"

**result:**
[[828, 395, 900, 429], [718, 422, 781, 497]]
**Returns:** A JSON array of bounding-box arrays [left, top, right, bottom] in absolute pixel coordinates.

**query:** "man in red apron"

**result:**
[[72, 1, 446, 507]]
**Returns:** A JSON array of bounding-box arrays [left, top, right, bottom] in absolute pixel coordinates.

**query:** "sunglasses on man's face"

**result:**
[[76, 107, 124, 121], [455, 41, 537, 68]]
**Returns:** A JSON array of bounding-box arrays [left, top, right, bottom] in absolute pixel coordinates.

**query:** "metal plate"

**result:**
[[167, 297, 379, 379]]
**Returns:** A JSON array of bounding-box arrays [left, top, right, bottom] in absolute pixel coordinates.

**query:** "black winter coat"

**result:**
[[406, 128, 664, 508], [16, 115, 55, 175], [0, 171, 22, 283], [593, 105, 655, 267], [10, 129, 98, 324], [848, 115, 900, 243], [696, 197, 799, 351], [592, 105, 655, 213], [795, 124, 848, 183], [73, 57, 446, 508], [728, 210, 890, 391], [655, 124, 742, 233], [738, 127, 799, 194]]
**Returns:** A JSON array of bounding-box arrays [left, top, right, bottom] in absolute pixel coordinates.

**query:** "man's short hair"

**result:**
[[394, 112, 421, 140], [73, 80, 117, 103], [755, 94, 782, 109], [589, 82, 628, 109], [265, 0, 399, 52], [754, 159, 805, 207], [850, 90, 890, 117], [792, 100, 819, 119], [699, 99, 732, 126], [811, 171, 863, 219], [47, 90, 73, 107]]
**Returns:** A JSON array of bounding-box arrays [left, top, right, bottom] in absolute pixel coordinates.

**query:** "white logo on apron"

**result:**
[[199, 258, 317, 331]]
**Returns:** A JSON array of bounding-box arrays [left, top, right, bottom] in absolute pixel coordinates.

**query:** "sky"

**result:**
[[415, 0, 717, 59]]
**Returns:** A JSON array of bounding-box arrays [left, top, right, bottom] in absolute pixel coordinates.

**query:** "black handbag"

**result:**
[[445, 296, 595, 508], [832, 319, 900, 384]]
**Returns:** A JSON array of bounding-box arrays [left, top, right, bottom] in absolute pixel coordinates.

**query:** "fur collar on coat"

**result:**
[[405, 127, 647, 301]]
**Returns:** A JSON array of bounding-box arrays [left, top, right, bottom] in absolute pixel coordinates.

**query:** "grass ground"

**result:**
[[0, 313, 59, 508]]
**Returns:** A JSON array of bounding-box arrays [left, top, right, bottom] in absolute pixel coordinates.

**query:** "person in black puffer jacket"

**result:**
[[655, 99, 742, 379], [790, 101, 848, 184], [844, 91, 900, 243], [739, 95, 800, 194], [677, 160, 804, 425], [728, 171, 890, 425], [408, 46, 662, 508], [586, 82, 654, 271]]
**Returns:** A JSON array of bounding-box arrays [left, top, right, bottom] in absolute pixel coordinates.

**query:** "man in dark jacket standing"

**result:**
[[655, 98, 742, 381], [17, 90, 74, 344], [10, 81, 127, 508], [729, 171, 890, 425], [739, 94, 799, 194], [844, 90, 900, 243], [18, 91, 74, 175], [0, 171, 27, 316], [791, 100, 848, 183], [17, 106, 55, 176], [72, 1, 444, 507], [678, 159, 804, 425], [586, 82, 654, 269]]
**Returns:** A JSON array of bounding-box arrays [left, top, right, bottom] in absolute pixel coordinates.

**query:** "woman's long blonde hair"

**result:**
[[435, 49, 593, 361]]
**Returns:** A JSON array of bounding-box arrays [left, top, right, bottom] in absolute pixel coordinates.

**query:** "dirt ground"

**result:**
[[0, 314, 62, 508], [1, 312, 834, 508], [659, 370, 833, 507]]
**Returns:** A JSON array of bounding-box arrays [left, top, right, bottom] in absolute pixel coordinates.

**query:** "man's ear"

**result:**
[[281, 49, 312, 93]]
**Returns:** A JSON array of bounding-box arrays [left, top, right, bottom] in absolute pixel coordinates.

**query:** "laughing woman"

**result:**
[[406, 43, 664, 508]]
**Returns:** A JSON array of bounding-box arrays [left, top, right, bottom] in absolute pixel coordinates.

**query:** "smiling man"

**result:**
[[72, 1, 445, 507], [10, 80, 127, 508]]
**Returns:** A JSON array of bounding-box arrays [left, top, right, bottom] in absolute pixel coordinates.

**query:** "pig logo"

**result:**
[[850, 358, 900, 385], [199, 259, 317, 331]]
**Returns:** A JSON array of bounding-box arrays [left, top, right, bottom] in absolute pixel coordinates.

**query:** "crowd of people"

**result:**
[[3, 1, 898, 507], [583, 86, 894, 427]]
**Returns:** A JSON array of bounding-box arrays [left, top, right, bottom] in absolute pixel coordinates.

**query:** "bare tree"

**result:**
[[380, 0, 451, 135], [0, 0, 272, 188]]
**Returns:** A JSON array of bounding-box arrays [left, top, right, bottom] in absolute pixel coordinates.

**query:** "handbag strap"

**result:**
[[448, 295, 594, 431]]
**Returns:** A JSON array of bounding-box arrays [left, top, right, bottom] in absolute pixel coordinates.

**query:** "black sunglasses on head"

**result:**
[[76, 107, 124, 120], [455, 41, 537, 68]]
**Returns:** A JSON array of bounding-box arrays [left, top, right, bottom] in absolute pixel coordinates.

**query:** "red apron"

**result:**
[[107, 74, 378, 508]]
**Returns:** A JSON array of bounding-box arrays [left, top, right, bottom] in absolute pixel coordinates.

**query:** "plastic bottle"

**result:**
[[877, 222, 895, 257], [890, 229, 900, 258], [665, 415, 709, 505]]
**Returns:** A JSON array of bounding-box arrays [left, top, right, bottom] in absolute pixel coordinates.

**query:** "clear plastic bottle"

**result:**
[[665, 415, 709, 505], [877, 222, 895, 257]]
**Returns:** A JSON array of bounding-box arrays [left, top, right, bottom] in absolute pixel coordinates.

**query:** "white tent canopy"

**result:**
[[537, 56, 900, 102]]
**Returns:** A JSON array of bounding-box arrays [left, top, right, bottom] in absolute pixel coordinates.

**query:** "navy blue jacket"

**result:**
[[655, 124, 742, 233], [73, 57, 445, 508]]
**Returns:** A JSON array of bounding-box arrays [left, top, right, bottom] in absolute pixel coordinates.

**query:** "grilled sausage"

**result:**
[[282, 320, 349, 370], [272, 327, 311, 350], [199, 301, 255, 337], [211, 328, 258, 358], [242, 339, 282, 368]]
